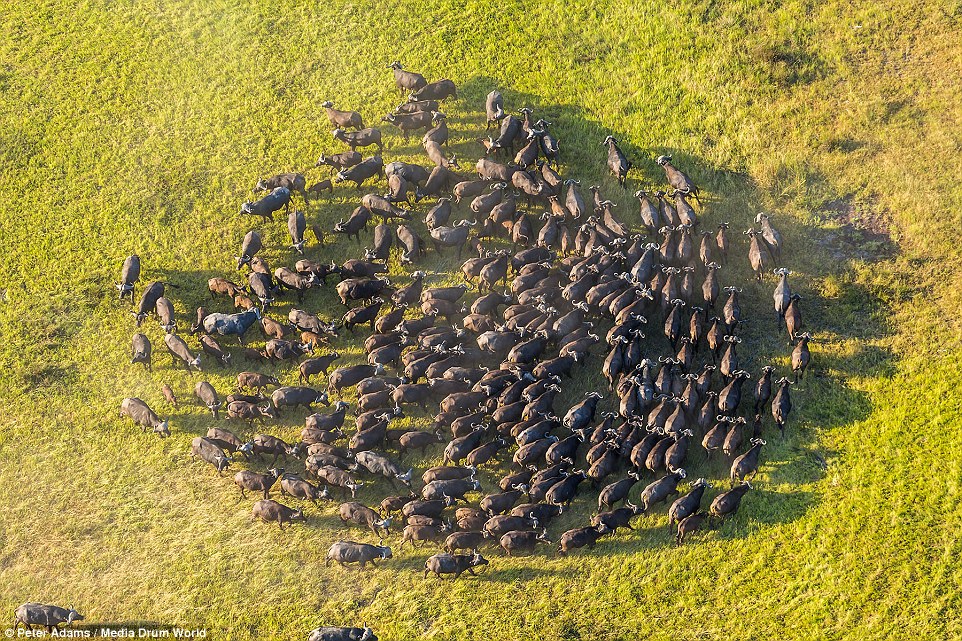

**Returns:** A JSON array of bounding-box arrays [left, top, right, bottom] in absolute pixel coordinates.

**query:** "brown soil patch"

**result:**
[[818, 197, 896, 261]]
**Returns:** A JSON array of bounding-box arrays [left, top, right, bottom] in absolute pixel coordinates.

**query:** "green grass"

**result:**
[[2, 0, 962, 639]]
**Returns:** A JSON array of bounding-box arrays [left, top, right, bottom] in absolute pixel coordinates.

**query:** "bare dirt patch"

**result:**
[[818, 197, 896, 261]]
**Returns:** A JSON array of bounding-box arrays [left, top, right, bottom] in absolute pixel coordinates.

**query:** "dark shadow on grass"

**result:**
[[127, 75, 896, 561]]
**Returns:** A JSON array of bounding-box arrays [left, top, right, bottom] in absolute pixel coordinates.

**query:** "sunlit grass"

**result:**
[[1, 0, 961, 639]]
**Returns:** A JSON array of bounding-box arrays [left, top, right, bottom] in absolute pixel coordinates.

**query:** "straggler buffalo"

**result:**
[[326, 540, 392, 568], [602, 136, 631, 188], [251, 499, 305, 529], [309, 626, 377, 641], [241, 186, 291, 222], [14, 603, 84, 633], [485, 90, 505, 128], [191, 436, 230, 474], [116, 254, 140, 302], [254, 172, 308, 202], [656, 155, 700, 204], [120, 397, 169, 437], [557, 524, 609, 554], [203, 308, 262, 344], [339, 501, 392, 536], [423, 552, 487, 580], [234, 467, 282, 499]]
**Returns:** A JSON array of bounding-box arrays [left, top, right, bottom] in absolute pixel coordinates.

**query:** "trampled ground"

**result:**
[[1, 1, 961, 639]]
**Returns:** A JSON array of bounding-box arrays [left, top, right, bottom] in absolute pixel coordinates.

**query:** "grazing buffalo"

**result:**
[[14, 603, 84, 633], [191, 436, 230, 474], [241, 186, 291, 222], [131, 333, 152, 371], [254, 173, 308, 202], [316, 150, 363, 173], [116, 254, 140, 302], [164, 333, 202, 371], [119, 397, 169, 437], [309, 627, 377, 641]]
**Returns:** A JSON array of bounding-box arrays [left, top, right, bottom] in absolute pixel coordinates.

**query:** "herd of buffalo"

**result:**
[[21, 62, 815, 640]]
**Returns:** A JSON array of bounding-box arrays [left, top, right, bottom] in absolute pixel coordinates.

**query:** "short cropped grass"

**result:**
[[1, 0, 961, 639]]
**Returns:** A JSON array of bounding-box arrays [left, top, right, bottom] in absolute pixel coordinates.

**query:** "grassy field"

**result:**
[[1, 0, 961, 639]]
